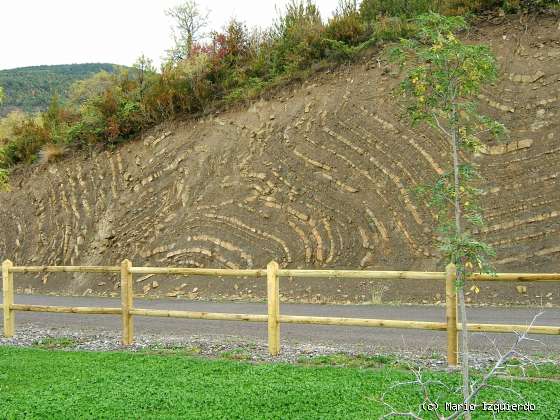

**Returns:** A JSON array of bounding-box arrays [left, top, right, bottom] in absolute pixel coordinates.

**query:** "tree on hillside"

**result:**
[[0, 110, 26, 143], [68, 71, 116, 107], [132, 54, 157, 99], [165, 0, 210, 62], [132, 55, 156, 83], [389, 13, 505, 419]]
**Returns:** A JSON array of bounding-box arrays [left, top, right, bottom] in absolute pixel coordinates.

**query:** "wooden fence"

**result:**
[[2, 259, 559, 366]]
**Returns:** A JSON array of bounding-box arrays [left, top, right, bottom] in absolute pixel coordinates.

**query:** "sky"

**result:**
[[0, 0, 340, 70]]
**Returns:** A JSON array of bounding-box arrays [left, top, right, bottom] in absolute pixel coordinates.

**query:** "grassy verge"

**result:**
[[0, 347, 559, 419], [298, 352, 560, 380], [32, 337, 80, 349]]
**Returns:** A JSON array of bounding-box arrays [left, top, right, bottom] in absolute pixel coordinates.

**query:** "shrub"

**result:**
[[269, 0, 326, 75], [325, 1, 367, 45], [41, 95, 80, 145], [442, 0, 502, 14], [65, 119, 101, 149], [2, 118, 49, 165], [0, 168, 9, 191], [358, 0, 519, 18], [68, 70, 116, 106], [204, 20, 252, 96], [0, 110, 27, 145], [360, 0, 438, 20], [224, 77, 267, 102], [244, 29, 279, 80], [76, 73, 146, 145], [499, 0, 560, 12], [372, 16, 419, 41]]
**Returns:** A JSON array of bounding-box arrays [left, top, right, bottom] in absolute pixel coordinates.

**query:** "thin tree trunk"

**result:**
[[451, 123, 471, 420]]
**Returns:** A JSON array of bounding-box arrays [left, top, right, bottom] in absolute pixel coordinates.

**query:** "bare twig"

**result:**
[[447, 312, 545, 420], [381, 312, 547, 420], [433, 113, 451, 137]]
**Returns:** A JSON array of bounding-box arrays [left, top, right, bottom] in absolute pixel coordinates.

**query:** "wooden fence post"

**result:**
[[445, 263, 458, 367], [267, 260, 280, 356], [2, 260, 14, 337], [121, 259, 134, 345]]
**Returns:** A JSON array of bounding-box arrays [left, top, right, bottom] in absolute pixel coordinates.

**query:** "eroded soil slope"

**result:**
[[1, 16, 559, 304]]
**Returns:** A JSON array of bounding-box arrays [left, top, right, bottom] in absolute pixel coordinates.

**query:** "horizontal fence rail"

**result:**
[[129, 308, 268, 322], [278, 315, 447, 330], [459, 323, 560, 335], [9, 266, 121, 273], [277, 269, 446, 280], [129, 267, 267, 277], [468, 273, 560, 282], [2, 259, 559, 367], [10, 304, 121, 315]]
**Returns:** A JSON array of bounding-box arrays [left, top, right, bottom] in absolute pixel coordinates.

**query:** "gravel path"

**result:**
[[2, 325, 558, 372]]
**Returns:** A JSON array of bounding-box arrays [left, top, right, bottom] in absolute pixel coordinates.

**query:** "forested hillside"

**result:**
[[0, 63, 121, 116]]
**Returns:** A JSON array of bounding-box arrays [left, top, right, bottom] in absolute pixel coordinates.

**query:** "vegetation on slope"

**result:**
[[0, 63, 122, 116], [1, 346, 558, 418], [0, 0, 557, 173]]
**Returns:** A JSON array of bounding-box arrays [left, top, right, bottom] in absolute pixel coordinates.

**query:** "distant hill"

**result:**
[[0, 63, 123, 116]]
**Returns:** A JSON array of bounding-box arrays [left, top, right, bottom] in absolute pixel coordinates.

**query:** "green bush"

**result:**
[[268, 0, 326, 75], [357, 0, 543, 18], [442, 0, 502, 14], [0, 168, 9, 191], [360, 0, 438, 20], [373, 16, 419, 40], [2, 118, 49, 165], [505, 0, 560, 11], [325, 1, 367, 45]]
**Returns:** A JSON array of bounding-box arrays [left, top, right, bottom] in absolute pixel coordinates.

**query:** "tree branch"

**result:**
[[446, 311, 545, 420]]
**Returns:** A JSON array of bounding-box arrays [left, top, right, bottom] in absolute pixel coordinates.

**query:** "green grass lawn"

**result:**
[[0, 346, 558, 419]]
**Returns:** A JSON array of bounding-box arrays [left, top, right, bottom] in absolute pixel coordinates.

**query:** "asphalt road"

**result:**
[[2, 295, 559, 355]]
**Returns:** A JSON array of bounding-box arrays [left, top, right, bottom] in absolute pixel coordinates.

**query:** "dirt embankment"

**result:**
[[1, 15, 559, 305]]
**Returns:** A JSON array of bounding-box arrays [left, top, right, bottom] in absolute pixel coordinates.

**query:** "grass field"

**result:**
[[0, 346, 559, 419]]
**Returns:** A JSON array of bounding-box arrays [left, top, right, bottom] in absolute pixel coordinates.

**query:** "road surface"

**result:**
[[1, 295, 559, 355]]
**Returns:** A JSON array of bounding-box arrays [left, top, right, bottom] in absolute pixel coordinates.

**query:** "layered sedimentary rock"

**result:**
[[1, 17, 558, 303]]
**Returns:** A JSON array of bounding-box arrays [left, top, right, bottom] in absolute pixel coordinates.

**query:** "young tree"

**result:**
[[132, 54, 156, 98], [0, 110, 26, 142], [165, 0, 210, 62], [68, 71, 116, 107], [0, 87, 8, 191], [390, 13, 505, 419]]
